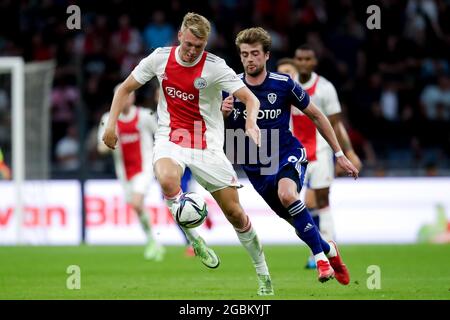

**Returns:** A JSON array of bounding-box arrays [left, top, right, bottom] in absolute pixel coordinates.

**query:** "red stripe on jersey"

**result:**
[[162, 47, 208, 149], [117, 110, 142, 180], [305, 76, 320, 96], [292, 76, 320, 161]]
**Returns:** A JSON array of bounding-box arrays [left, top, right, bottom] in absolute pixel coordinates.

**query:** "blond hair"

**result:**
[[235, 27, 272, 53], [181, 12, 211, 39]]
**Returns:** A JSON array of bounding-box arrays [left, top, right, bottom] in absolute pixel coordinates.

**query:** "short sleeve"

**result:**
[[212, 59, 245, 95], [131, 49, 159, 84], [322, 81, 341, 116], [289, 78, 310, 110]]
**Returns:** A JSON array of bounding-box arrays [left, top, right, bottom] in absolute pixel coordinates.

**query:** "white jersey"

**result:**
[[98, 105, 157, 182], [131, 46, 245, 151], [291, 72, 341, 161]]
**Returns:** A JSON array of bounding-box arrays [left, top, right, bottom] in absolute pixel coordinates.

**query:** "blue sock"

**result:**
[[288, 200, 330, 255]]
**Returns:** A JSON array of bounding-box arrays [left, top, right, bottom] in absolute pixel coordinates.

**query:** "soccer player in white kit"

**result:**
[[102, 12, 274, 296], [98, 86, 165, 261]]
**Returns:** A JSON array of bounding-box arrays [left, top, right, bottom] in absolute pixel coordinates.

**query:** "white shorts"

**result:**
[[305, 147, 334, 189], [122, 171, 153, 202], [153, 140, 241, 193]]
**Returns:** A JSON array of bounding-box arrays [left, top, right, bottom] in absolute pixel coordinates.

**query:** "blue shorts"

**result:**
[[181, 167, 192, 192], [246, 149, 308, 220]]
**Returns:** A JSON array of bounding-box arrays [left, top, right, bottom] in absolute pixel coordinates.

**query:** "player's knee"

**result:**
[[278, 189, 298, 208], [157, 171, 180, 194]]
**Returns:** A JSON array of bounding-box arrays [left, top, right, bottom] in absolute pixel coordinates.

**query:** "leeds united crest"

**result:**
[[268, 93, 277, 104]]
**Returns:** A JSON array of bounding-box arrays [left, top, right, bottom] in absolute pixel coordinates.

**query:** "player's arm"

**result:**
[[103, 75, 142, 150], [97, 114, 112, 155], [328, 113, 362, 171], [302, 102, 359, 179], [221, 94, 234, 118], [233, 87, 261, 147], [213, 59, 259, 145]]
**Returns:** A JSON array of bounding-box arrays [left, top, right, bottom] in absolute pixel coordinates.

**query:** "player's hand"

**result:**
[[221, 95, 234, 117], [336, 155, 359, 179], [245, 121, 261, 147], [102, 126, 118, 150], [346, 150, 362, 171], [336, 150, 362, 176]]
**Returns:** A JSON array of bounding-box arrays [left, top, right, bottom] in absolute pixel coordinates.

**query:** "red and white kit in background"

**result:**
[[98, 105, 158, 201], [131, 46, 245, 192], [291, 72, 342, 189]]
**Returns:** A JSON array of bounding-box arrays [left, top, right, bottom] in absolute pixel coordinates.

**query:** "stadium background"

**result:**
[[1, 0, 449, 177], [0, 0, 449, 300]]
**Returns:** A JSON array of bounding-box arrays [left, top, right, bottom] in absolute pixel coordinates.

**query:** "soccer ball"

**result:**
[[174, 192, 208, 228]]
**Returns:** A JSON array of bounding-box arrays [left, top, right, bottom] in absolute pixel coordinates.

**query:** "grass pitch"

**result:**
[[0, 244, 448, 300]]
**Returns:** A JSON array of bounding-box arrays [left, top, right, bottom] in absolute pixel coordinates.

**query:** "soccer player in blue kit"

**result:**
[[222, 27, 358, 284]]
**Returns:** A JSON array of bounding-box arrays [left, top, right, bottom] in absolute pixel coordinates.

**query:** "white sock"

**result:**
[[164, 189, 182, 213], [326, 242, 337, 258], [138, 210, 154, 243], [181, 226, 200, 243], [318, 206, 335, 241], [314, 252, 328, 264], [164, 189, 199, 244], [235, 216, 269, 276]]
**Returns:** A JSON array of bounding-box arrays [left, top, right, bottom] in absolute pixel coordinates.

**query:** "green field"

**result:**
[[0, 244, 449, 300]]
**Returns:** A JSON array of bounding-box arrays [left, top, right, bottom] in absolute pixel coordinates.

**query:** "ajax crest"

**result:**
[[194, 77, 207, 89]]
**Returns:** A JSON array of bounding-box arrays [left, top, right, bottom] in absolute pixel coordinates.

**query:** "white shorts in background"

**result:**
[[153, 140, 241, 193], [122, 171, 153, 202], [305, 147, 334, 189]]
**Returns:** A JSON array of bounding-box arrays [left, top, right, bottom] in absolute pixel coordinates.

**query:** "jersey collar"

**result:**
[[175, 46, 204, 67], [301, 72, 318, 90], [243, 71, 270, 88], [118, 105, 137, 122]]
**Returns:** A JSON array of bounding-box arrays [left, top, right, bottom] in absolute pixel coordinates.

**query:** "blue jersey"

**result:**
[[226, 72, 310, 181]]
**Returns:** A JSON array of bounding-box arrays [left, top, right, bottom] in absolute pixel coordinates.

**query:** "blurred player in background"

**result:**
[[98, 84, 165, 261], [223, 27, 358, 285], [102, 13, 274, 295], [277, 47, 362, 268], [0, 148, 11, 180]]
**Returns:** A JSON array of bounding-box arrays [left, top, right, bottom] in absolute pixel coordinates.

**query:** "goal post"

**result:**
[[0, 57, 55, 244], [0, 57, 25, 243]]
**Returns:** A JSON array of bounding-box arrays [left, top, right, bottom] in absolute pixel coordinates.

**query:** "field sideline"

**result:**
[[0, 244, 448, 300]]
